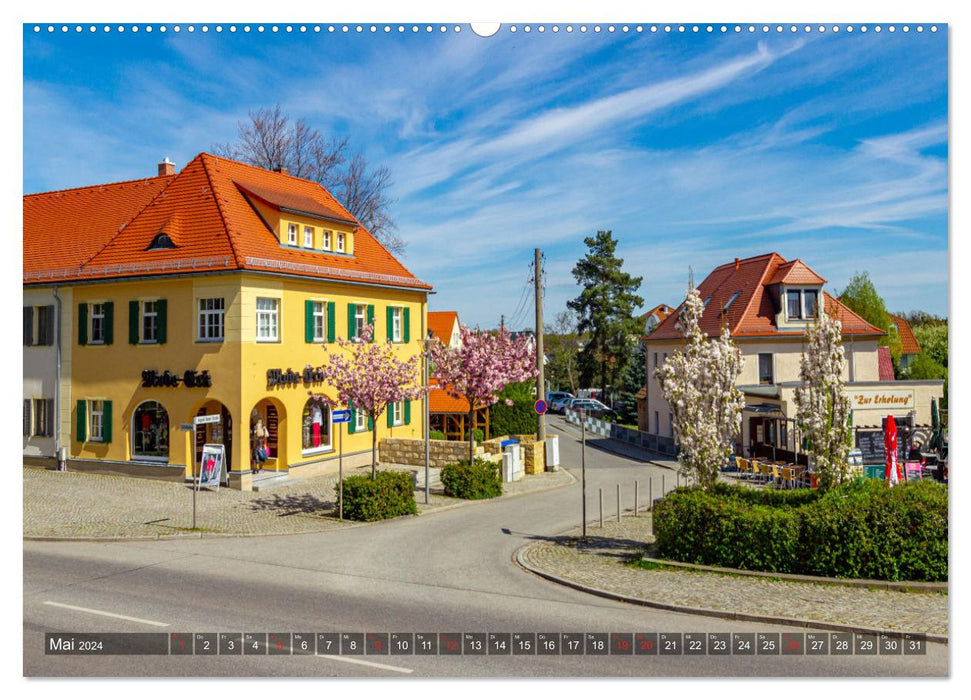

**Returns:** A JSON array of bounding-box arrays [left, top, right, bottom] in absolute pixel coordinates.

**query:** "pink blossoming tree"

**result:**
[[430, 325, 538, 465], [314, 324, 425, 478]]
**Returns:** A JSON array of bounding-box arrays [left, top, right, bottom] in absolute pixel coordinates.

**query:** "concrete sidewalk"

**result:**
[[517, 513, 948, 640], [23, 464, 573, 540]]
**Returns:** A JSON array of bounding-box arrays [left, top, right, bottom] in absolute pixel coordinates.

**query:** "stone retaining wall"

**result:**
[[482, 434, 546, 474], [379, 438, 496, 468]]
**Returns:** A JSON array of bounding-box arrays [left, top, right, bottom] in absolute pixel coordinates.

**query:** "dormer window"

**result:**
[[147, 232, 177, 250], [304, 226, 314, 248], [287, 223, 298, 245], [786, 288, 820, 321], [336, 233, 345, 253], [323, 230, 332, 250]]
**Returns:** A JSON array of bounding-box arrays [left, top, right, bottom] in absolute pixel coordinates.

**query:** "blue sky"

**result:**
[[23, 23, 949, 326]]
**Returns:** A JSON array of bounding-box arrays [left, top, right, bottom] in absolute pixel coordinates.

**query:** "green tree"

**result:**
[[568, 231, 644, 400], [905, 352, 947, 381], [544, 310, 580, 393], [912, 322, 948, 369], [837, 271, 901, 361], [617, 342, 646, 425]]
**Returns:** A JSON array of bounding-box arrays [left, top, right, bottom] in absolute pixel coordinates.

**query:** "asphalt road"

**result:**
[[23, 416, 948, 677]]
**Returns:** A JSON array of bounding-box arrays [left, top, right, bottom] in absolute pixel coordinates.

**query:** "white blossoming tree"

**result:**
[[656, 287, 745, 492], [794, 309, 853, 491]]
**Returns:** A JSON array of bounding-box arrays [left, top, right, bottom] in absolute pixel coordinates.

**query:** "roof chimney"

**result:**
[[735, 257, 740, 270], [158, 158, 175, 177], [273, 165, 289, 175]]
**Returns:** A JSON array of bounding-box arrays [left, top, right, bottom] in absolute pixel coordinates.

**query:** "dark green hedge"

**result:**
[[653, 479, 947, 582], [489, 401, 537, 438], [441, 459, 503, 500], [336, 470, 418, 521]]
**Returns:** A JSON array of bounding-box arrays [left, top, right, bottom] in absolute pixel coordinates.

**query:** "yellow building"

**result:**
[[24, 154, 432, 489]]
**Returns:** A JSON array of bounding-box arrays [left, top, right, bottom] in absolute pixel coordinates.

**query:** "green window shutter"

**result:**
[[156, 299, 167, 344], [327, 302, 336, 342], [347, 304, 356, 339], [76, 400, 87, 442], [387, 306, 394, 341], [305, 300, 315, 343], [129, 301, 139, 344], [387, 405, 394, 428], [348, 400, 356, 434], [78, 304, 88, 345], [103, 401, 113, 443], [367, 305, 375, 341], [103, 302, 114, 345], [404, 400, 411, 425], [367, 415, 373, 431], [403, 308, 410, 343], [23, 399, 31, 436]]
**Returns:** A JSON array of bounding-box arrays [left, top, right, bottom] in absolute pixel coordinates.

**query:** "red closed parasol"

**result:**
[[885, 415, 901, 486]]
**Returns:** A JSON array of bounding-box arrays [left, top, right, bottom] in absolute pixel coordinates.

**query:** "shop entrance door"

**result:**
[[195, 403, 233, 472]]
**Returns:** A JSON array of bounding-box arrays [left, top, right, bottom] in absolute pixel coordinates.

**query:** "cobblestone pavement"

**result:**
[[23, 465, 573, 539], [518, 512, 948, 637]]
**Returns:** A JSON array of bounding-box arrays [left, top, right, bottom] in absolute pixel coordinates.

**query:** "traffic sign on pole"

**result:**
[[534, 399, 548, 415], [333, 409, 352, 424]]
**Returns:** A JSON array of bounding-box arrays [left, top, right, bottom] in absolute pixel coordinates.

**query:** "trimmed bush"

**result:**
[[653, 479, 947, 582], [337, 470, 418, 522], [467, 428, 484, 442], [429, 430, 446, 440], [489, 401, 537, 438], [441, 458, 503, 500]]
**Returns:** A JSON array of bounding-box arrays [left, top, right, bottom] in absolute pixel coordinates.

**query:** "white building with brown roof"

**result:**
[[639, 253, 944, 460]]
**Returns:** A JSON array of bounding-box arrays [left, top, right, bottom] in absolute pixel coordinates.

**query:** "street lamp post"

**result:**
[[422, 334, 434, 505]]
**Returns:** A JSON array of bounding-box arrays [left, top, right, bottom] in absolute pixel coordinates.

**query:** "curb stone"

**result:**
[[513, 542, 948, 646]]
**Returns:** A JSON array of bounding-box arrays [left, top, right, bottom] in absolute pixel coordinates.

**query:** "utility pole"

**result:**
[[535, 248, 546, 443], [500, 314, 505, 332]]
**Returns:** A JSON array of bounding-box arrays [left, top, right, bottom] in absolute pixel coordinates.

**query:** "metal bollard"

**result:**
[[648, 478, 653, 510], [617, 483, 621, 522], [662, 474, 665, 496], [599, 488, 604, 528], [634, 480, 639, 515]]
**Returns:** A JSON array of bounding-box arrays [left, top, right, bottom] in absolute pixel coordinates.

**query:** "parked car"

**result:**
[[566, 398, 617, 421], [546, 391, 574, 409]]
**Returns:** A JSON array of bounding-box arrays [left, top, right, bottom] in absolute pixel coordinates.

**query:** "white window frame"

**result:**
[[354, 304, 367, 340], [758, 352, 774, 385], [198, 298, 225, 342], [312, 301, 327, 342], [336, 232, 345, 253], [287, 223, 298, 245], [141, 300, 158, 343], [323, 230, 332, 250], [89, 400, 105, 442], [355, 409, 367, 432], [391, 401, 404, 426], [802, 289, 819, 320], [90, 303, 106, 345], [131, 400, 169, 463], [302, 399, 333, 456], [391, 307, 403, 343], [304, 226, 314, 248], [33, 398, 49, 437], [256, 297, 279, 342]]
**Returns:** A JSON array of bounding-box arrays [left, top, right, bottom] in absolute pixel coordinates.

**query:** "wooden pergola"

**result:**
[[429, 379, 491, 440]]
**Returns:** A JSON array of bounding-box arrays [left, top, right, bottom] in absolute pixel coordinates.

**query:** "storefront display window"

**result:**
[[302, 399, 331, 453], [132, 400, 169, 460]]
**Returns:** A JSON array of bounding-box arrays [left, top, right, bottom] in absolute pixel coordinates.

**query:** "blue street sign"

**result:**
[[534, 399, 548, 415], [333, 409, 352, 423]]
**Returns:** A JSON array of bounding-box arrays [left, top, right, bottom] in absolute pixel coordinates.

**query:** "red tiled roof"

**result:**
[[878, 346, 895, 380], [640, 304, 674, 322], [428, 377, 483, 413], [23, 175, 175, 276], [889, 314, 921, 355], [24, 153, 431, 291], [648, 253, 885, 341], [428, 311, 459, 344], [766, 260, 827, 286]]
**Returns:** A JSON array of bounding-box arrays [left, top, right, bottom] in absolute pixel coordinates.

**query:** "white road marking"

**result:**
[[318, 654, 413, 674], [42, 601, 170, 627]]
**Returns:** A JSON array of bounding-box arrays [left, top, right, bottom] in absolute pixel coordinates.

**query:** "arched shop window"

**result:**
[[302, 398, 331, 453], [132, 400, 169, 460]]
